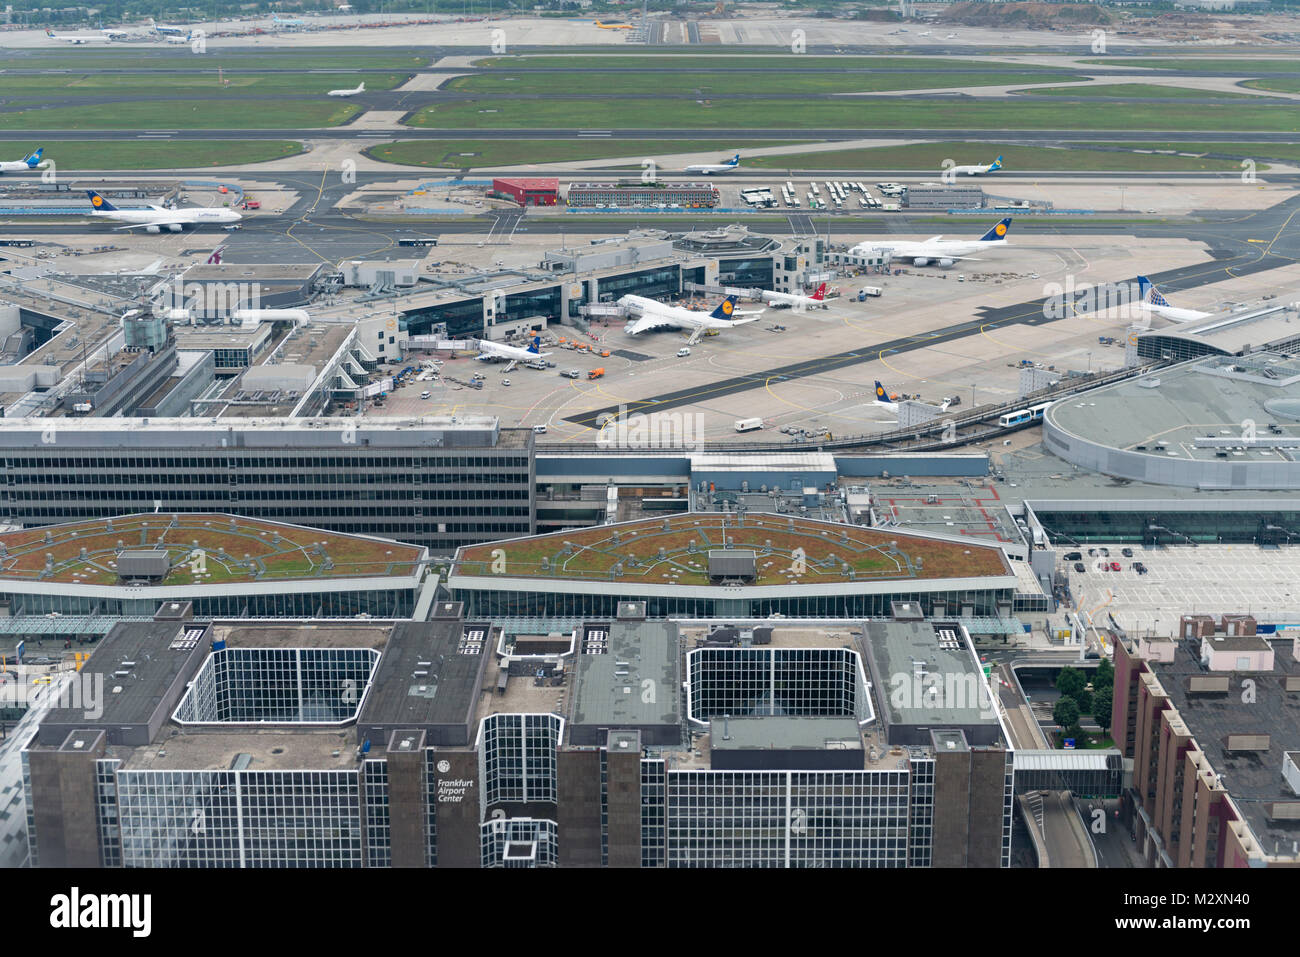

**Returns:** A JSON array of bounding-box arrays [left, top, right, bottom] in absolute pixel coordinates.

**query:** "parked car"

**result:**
[[1110, 561, 1121, 572], [1063, 551, 1082, 562], [1074, 563, 1086, 573], [1121, 547, 1134, 558]]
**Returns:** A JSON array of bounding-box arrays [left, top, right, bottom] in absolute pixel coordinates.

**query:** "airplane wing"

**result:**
[[113, 222, 171, 230], [625, 313, 674, 335], [734, 309, 766, 317], [727, 315, 763, 326]]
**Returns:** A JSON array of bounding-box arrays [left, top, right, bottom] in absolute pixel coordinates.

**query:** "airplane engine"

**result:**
[[913, 257, 930, 267], [146, 225, 161, 234], [166, 223, 183, 232], [938, 258, 956, 268]]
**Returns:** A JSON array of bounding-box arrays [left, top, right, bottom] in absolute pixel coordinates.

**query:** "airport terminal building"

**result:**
[[23, 602, 1049, 868]]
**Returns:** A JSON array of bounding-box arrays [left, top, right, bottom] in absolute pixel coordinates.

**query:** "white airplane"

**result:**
[[45, 28, 111, 43], [760, 282, 834, 310], [872, 380, 951, 419], [328, 82, 365, 97], [946, 33, 957, 39], [0, 148, 44, 174], [84, 189, 242, 232], [684, 153, 741, 176], [848, 216, 1013, 268], [164, 32, 196, 44], [272, 13, 305, 26], [919, 30, 932, 36], [148, 18, 189, 36], [475, 334, 551, 363], [622, 294, 762, 343], [1136, 276, 1213, 323], [947, 155, 1003, 177]]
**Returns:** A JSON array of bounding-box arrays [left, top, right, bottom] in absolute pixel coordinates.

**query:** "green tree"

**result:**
[[1053, 696, 1080, 737], [1093, 685, 1113, 733], [1074, 688, 1094, 715], [1056, 666, 1085, 700], [1094, 658, 1114, 691]]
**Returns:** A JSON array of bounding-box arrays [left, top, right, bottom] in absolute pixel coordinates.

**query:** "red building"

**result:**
[[492, 177, 559, 207]]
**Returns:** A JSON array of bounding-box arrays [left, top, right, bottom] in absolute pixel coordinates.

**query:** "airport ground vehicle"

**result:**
[[587, 368, 605, 380], [562, 370, 580, 379], [735, 417, 764, 433], [677, 348, 691, 357], [420, 391, 431, 399], [533, 425, 547, 434]]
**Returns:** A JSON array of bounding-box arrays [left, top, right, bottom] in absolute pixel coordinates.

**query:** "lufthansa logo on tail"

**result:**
[[91, 195, 102, 207], [721, 301, 733, 315], [994, 223, 1007, 236]]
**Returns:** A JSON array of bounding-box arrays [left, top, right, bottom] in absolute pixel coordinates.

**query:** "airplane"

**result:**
[[946, 33, 957, 39], [272, 14, 305, 26], [848, 216, 1012, 268], [760, 282, 834, 310], [148, 18, 189, 36], [622, 294, 762, 343], [1136, 276, 1213, 323], [918, 30, 932, 36], [45, 28, 112, 43], [163, 32, 195, 44], [871, 380, 951, 419], [684, 153, 741, 176], [328, 82, 365, 97], [206, 246, 225, 265], [475, 335, 551, 363], [947, 155, 1003, 177], [0, 148, 44, 174], [84, 189, 242, 232]]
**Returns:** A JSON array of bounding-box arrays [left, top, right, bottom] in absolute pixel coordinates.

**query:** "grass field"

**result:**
[[0, 72, 407, 96], [368, 138, 808, 168], [1091, 141, 1300, 163], [1019, 83, 1260, 99], [407, 97, 1300, 132], [0, 139, 304, 169], [1244, 77, 1300, 95], [0, 100, 360, 130], [447, 70, 1079, 96], [1, 50, 429, 71], [742, 141, 1244, 172], [470, 54, 1074, 72], [1079, 58, 1300, 74]]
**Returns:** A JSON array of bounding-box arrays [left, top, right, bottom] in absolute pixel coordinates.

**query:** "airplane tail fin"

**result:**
[[25, 148, 42, 166], [1137, 275, 1170, 307], [874, 380, 891, 403], [979, 217, 1012, 242], [85, 189, 118, 212], [527, 335, 542, 354], [710, 295, 739, 321], [207, 246, 224, 265], [45, 29, 55, 36], [989, 155, 1004, 171], [811, 282, 827, 301], [358, 82, 365, 93], [728, 154, 740, 166]]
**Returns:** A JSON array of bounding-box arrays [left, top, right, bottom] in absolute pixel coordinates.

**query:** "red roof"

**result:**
[[493, 177, 559, 191]]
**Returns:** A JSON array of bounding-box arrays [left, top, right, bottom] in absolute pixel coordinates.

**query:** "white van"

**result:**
[[532, 424, 547, 434], [420, 391, 431, 399], [676, 348, 691, 358]]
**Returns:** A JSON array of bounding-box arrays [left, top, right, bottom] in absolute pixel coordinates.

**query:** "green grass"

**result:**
[[1090, 141, 1300, 164], [407, 97, 1300, 133], [448, 70, 1079, 96], [0, 139, 304, 169], [1244, 77, 1300, 95], [1079, 58, 1300, 74], [0, 100, 360, 130], [368, 138, 811, 168], [743, 141, 1244, 172], [1020, 82, 1260, 99], [0, 72, 407, 96], [470, 54, 1075, 72], [0, 50, 429, 71]]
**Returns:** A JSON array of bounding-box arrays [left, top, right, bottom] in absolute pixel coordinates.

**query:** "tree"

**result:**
[[1053, 696, 1080, 737], [1093, 686, 1113, 734], [1094, 658, 1114, 692], [1056, 666, 1085, 700], [1074, 688, 1094, 715]]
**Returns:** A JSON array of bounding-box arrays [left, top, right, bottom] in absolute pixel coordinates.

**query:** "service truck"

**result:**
[[734, 417, 764, 433]]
